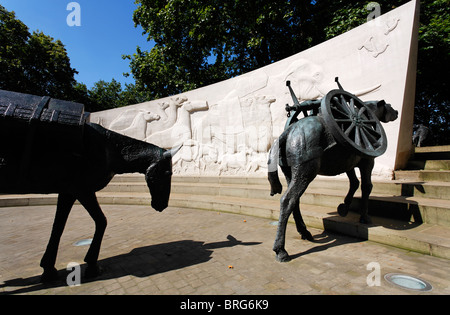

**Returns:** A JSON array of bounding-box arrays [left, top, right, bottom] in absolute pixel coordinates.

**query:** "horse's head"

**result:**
[[145, 145, 182, 212]]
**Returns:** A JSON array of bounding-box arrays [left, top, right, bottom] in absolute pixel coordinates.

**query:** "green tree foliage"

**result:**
[[414, 0, 449, 144], [0, 5, 29, 93], [0, 5, 139, 112], [88, 79, 123, 111], [78, 79, 151, 112], [126, 0, 325, 99], [24, 31, 77, 99], [0, 5, 77, 100]]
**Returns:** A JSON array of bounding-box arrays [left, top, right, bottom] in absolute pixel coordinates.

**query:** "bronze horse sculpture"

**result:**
[[268, 80, 398, 262], [0, 90, 181, 281]]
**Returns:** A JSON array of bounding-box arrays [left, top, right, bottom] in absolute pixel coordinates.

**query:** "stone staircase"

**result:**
[[394, 145, 450, 182], [96, 170, 450, 259], [1, 146, 449, 259]]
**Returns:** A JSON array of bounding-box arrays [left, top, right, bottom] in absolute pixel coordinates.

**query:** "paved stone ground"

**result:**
[[1, 204, 449, 295]]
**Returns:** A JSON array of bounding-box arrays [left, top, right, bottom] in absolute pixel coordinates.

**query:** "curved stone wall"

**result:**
[[91, 1, 420, 179]]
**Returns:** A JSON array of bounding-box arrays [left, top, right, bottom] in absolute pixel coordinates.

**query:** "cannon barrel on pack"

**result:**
[[0, 89, 90, 125], [283, 78, 388, 159]]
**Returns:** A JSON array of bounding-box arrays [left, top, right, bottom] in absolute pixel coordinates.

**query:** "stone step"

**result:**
[[406, 160, 450, 171], [413, 145, 450, 161], [102, 180, 450, 227], [2, 192, 448, 259], [111, 174, 450, 201], [107, 175, 450, 224], [394, 170, 450, 182], [0, 194, 58, 207], [398, 146, 450, 180]]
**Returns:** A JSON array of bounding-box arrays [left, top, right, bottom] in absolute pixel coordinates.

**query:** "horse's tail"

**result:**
[[267, 138, 283, 196]]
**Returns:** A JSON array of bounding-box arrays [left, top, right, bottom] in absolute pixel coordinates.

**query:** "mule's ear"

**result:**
[[376, 100, 386, 107], [163, 144, 183, 159]]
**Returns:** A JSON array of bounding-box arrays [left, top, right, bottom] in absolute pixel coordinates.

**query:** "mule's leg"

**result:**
[[337, 169, 360, 217], [77, 192, 107, 278], [292, 199, 314, 241], [286, 164, 314, 241], [273, 182, 298, 262], [40, 193, 76, 282], [273, 162, 317, 262], [268, 139, 283, 195], [358, 159, 374, 224]]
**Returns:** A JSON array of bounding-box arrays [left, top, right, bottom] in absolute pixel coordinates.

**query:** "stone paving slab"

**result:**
[[1, 204, 449, 295]]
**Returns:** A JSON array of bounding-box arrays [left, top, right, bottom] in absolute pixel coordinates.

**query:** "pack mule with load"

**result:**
[[0, 90, 181, 281], [268, 78, 398, 262]]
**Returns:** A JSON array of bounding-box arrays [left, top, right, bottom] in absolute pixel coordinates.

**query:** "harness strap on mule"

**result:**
[[19, 96, 52, 186]]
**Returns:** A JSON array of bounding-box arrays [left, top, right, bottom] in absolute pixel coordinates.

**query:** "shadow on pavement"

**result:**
[[1, 235, 260, 295]]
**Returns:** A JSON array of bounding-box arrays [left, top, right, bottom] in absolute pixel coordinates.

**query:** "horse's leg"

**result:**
[[337, 169, 360, 217], [358, 158, 374, 224], [40, 193, 76, 282], [77, 191, 107, 278], [273, 161, 318, 262]]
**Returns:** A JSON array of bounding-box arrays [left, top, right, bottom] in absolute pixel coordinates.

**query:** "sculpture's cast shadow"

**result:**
[[287, 230, 361, 261], [0, 235, 260, 295]]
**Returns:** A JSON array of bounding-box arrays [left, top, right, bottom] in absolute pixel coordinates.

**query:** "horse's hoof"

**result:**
[[41, 267, 59, 283], [359, 215, 372, 225], [275, 250, 291, 263], [301, 230, 314, 242], [85, 264, 102, 279], [337, 203, 349, 217]]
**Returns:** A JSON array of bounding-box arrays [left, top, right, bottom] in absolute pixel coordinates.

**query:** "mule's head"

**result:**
[[369, 100, 398, 123], [145, 145, 182, 212]]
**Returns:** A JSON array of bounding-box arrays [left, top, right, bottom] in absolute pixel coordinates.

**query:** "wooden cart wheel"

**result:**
[[321, 89, 387, 158]]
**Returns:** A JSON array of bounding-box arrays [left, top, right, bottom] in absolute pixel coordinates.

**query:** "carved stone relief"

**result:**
[[92, 0, 419, 178], [358, 17, 401, 58], [102, 58, 384, 176]]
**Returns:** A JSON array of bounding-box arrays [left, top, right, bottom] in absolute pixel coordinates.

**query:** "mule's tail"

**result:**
[[267, 138, 282, 196]]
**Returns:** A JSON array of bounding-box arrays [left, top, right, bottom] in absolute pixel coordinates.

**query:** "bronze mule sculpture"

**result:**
[[268, 81, 398, 262], [0, 90, 181, 281]]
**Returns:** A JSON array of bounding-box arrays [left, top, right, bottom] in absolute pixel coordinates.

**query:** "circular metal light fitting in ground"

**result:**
[[73, 239, 93, 247], [384, 273, 433, 292]]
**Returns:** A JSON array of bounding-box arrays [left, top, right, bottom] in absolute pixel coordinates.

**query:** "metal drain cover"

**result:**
[[73, 239, 93, 247], [384, 273, 432, 292]]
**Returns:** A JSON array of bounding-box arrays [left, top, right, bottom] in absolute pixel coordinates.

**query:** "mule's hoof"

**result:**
[[337, 203, 349, 217], [359, 215, 372, 225], [270, 187, 282, 196], [41, 267, 59, 283], [268, 172, 282, 196], [301, 230, 314, 242], [85, 264, 103, 279], [275, 250, 291, 263]]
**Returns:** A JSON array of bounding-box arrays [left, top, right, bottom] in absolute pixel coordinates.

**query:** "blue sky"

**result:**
[[2, 0, 155, 89]]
